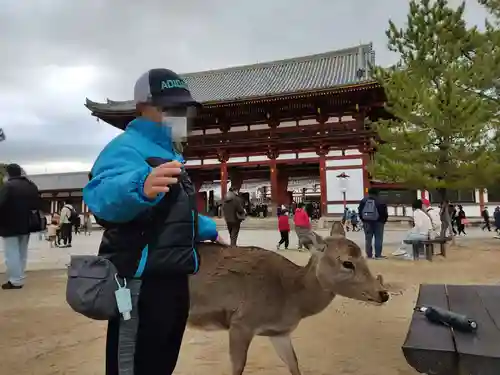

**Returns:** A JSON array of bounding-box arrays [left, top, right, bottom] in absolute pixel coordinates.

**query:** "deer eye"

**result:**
[[342, 261, 355, 270]]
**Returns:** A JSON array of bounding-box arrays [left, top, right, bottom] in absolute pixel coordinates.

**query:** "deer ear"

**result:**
[[330, 221, 346, 237]]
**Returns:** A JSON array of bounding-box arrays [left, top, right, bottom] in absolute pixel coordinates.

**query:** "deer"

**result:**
[[188, 222, 389, 375]]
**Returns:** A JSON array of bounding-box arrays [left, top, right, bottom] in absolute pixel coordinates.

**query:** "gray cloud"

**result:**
[[0, 0, 489, 171]]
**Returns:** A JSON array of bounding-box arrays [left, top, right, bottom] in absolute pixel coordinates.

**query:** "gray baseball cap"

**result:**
[[134, 68, 199, 108]]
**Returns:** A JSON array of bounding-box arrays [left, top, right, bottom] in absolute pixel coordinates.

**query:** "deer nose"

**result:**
[[379, 291, 389, 303]]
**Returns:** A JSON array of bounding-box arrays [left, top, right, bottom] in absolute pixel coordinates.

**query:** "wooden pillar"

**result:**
[[270, 159, 278, 214], [317, 145, 328, 217], [218, 150, 229, 199], [267, 147, 279, 216], [276, 170, 289, 205], [193, 178, 205, 214]]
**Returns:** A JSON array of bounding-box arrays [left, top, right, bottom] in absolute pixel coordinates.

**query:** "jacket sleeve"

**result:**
[[379, 203, 389, 222], [197, 214, 218, 241], [83, 144, 164, 223]]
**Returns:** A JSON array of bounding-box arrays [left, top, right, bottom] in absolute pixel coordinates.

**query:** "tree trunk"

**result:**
[[437, 187, 452, 240]]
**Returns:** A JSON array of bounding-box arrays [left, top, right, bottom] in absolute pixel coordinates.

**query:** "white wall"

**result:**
[[326, 168, 364, 202]]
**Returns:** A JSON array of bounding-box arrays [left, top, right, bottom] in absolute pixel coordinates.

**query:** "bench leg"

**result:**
[[440, 243, 446, 257], [412, 243, 420, 260], [425, 244, 433, 261]]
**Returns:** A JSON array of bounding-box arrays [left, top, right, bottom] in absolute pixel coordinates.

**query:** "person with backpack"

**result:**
[[0, 163, 43, 289], [358, 188, 388, 259], [59, 202, 76, 247]]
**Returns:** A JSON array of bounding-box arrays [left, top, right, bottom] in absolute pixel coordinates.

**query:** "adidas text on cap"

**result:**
[[134, 68, 199, 108]]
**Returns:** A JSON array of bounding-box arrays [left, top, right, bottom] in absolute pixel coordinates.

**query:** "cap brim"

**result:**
[[152, 95, 201, 108]]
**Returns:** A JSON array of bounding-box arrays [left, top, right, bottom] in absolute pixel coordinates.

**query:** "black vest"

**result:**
[[93, 158, 199, 278]]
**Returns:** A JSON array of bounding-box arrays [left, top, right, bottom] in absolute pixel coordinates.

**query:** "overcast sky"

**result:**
[[0, 0, 489, 174]]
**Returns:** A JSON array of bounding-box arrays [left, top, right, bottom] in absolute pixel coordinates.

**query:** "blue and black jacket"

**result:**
[[83, 118, 218, 278]]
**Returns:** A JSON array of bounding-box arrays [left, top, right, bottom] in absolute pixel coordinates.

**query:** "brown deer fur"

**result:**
[[188, 222, 389, 375]]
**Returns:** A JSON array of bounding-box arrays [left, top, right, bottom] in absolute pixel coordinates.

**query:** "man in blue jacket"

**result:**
[[358, 188, 388, 259], [83, 68, 224, 375]]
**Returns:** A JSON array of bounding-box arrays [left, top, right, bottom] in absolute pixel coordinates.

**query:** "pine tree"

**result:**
[[464, 0, 500, 105], [371, 0, 499, 200]]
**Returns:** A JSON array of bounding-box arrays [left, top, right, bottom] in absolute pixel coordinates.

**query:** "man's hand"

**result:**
[[143, 161, 182, 199]]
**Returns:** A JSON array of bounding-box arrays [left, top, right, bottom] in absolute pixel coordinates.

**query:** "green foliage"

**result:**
[[371, 0, 499, 193]]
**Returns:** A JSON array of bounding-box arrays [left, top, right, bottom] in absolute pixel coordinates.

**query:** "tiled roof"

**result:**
[[86, 43, 375, 112], [29, 172, 89, 191]]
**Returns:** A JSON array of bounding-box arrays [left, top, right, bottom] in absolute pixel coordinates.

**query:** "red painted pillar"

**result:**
[[267, 148, 280, 215], [270, 159, 279, 213], [193, 178, 205, 214], [218, 150, 229, 199], [277, 171, 289, 205], [220, 162, 228, 199], [317, 145, 328, 216], [361, 152, 371, 194]]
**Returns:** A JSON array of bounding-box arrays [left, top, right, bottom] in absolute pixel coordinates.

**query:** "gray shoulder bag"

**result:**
[[66, 255, 121, 320]]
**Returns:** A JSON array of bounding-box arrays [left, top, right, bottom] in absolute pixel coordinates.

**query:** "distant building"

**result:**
[[29, 172, 89, 214]]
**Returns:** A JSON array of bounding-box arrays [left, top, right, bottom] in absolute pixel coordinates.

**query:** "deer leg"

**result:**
[[269, 335, 301, 375], [228, 325, 254, 375]]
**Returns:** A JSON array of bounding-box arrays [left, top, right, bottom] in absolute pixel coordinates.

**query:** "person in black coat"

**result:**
[[0, 164, 42, 289]]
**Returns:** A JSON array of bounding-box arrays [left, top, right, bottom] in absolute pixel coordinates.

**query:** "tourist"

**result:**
[[222, 187, 246, 246], [0, 163, 42, 289], [481, 206, 491, 232], [393, 199, 433, 260], [456, 205, 467, 235], [59, 202, 74, 247], [73, 213, 81, 235], [46, 219, 59, 248], [439, 200, 453, 237], [358, 187, 388, 259], [422, 199, 441, 237], [276, 210, 290, 250], [494, 207, 500, 234], [350, 209, 360, 232], [83, 68, 225, 375], [294, 203, 313, 250], [82, 213, 92, 235], [448, 203, 457, 235]]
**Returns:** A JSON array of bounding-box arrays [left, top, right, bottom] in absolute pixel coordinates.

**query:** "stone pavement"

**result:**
[[0, 227, 495, 273]]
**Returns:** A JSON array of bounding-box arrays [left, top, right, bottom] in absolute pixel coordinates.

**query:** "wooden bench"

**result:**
[[402, 284, 500, 375], [403, 236, 452, 261]]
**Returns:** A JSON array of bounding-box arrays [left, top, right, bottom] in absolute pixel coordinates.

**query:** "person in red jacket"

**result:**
[[294, 203, 312, 250], [277, 210, 291, 250]]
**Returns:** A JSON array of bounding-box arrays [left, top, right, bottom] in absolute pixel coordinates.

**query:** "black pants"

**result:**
[[278, 230, 289, 248], [60, 223, 73, 245], [226, 221, 241, 246], [106, 276, 189, 375], [456, 220, 466, 235], [482, 220, 491, 231]]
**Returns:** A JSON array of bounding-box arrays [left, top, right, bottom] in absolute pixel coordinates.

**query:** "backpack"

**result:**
[[361, 198, 380, 221], [66, 206, 79, 225]]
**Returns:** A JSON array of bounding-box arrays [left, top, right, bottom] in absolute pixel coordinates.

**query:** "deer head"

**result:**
[[310, 222, 389, 304]]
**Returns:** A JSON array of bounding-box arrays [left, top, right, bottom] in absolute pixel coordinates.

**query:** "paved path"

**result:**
[[0, 227, 496, 273]]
